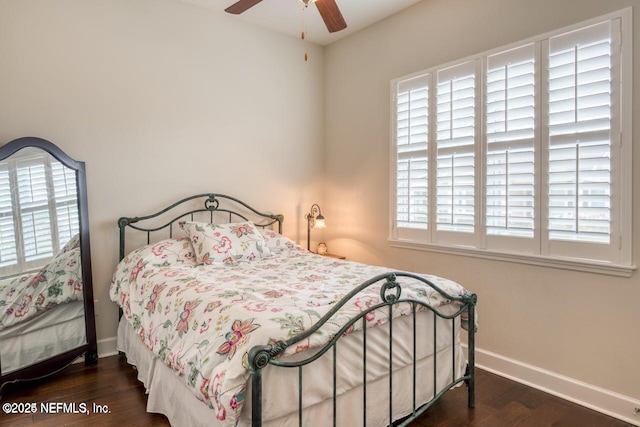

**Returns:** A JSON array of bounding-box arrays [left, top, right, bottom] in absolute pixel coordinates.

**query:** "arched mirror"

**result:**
[[0, 137, 97, 396]]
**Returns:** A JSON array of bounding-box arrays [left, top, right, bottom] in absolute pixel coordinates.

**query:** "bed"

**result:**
[[111, 193, 477, 427]]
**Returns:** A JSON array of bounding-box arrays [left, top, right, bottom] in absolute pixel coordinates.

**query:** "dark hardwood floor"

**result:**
[[0, 356, 631, 426]]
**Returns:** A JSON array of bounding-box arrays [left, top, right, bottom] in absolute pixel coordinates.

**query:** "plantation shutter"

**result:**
[[51, 159, 79, 249], [16, 157, 54, 263], [0, 166, 17, 268], [547, 21, 614, 244], [485, 45, 536, 238], [436, 61, 476, 234], [396, 74, 429, 231]]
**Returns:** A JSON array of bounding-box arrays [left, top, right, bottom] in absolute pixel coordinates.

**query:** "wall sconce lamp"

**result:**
[[306, 203, 326, 251]]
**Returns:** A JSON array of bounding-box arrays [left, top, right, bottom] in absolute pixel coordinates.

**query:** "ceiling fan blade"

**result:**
[[225, 0, 263, 14], [315, 0, 347, 33]]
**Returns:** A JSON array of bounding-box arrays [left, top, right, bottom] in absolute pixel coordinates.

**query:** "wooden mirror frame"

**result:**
[[0, 137, 97, 396]]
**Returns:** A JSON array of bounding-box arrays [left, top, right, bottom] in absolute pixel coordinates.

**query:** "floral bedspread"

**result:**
[[0, 247, 83, 330], [110, 236, 470, 426]]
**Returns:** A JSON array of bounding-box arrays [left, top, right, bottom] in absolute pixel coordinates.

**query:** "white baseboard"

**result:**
[[97, 336, 118, 358], [463, 344, 640, 426], [91, 338, 640, 424]]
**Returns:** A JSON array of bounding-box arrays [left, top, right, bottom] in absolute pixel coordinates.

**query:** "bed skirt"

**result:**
[[117, 306, 466, 427]]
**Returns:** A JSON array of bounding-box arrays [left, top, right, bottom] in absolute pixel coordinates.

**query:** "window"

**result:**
[[390, 10, 632, 275], [0, 151, 79, 277]]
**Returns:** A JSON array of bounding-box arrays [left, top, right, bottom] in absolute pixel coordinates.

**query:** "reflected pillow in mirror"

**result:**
[[179, 221, 271, 265], [60, 233, 80, 254], [0, 246, 83, 330]]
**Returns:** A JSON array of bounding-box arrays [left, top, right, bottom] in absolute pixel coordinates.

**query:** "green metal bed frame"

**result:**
[[117, 193, 477, 427]]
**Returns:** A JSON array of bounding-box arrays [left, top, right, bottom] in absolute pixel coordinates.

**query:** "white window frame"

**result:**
[[0, 152, 79, 278], [389, 8, 634, 277]]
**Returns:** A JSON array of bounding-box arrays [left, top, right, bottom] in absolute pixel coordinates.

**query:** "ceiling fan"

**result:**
[[225, 0, 347, 33]]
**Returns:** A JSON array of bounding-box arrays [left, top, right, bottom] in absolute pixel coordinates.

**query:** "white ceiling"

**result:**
[[178, 0, 422, 46]]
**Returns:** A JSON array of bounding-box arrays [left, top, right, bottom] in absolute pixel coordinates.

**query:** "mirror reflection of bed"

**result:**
[[0, 234, 85, 373], [0, 138, 97, 396]]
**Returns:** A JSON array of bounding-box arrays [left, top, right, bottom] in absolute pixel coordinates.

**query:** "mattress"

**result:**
[[118, 303, 466, 427], [0, 301, 86, 374]]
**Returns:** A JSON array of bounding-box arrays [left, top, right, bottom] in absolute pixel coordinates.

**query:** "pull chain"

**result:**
[[301, 2, 309, 61]]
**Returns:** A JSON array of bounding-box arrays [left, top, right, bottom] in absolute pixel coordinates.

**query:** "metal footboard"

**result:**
[[248, 272, 477, 427]]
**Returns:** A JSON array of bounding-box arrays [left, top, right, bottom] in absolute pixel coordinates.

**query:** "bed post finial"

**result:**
[[247, 341, 288, 372], [274, 214, 284, 234]]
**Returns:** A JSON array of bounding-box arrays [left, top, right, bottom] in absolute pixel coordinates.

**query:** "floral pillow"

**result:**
[[110, 238, 196, 306], [145, 238, 196, 266], [178, 221, 271, 265], [259, 229, 306, 254]]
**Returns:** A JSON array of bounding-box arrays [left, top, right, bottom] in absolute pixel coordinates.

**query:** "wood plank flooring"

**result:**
[[0, 355, 632, 426]]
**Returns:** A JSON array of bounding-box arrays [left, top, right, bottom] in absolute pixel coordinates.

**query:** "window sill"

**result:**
[[388, 239, 636, 278]]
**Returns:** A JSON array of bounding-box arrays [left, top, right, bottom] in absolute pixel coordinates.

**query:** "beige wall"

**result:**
[[0, 0, 325, 342], [324, 0, 640, 400]]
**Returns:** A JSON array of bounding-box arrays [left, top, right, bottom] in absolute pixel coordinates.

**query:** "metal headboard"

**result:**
[[117, 193, 284, 261]]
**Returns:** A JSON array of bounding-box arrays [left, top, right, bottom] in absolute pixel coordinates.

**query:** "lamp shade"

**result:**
[[314, 215, 326, 228]]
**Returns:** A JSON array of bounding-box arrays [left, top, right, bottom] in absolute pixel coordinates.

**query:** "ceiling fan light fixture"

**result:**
[[225, 0, 346, 34]]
